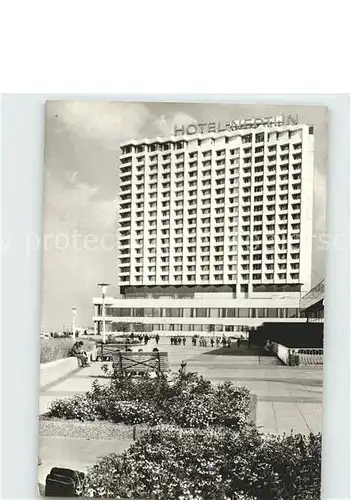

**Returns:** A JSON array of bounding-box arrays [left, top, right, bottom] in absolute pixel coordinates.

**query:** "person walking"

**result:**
[[155, 333, 160, 345], [144, 334, 149, 345], [210, 338, 214, 348], [182, 336, 186, 346]]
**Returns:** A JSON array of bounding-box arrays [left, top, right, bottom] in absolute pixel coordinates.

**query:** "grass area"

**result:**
[[40, 338, 96, 364]]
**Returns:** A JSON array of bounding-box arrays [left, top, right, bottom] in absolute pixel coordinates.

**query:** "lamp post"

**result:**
[[72, 308, 77, 337], [98, 283, 110, 343]]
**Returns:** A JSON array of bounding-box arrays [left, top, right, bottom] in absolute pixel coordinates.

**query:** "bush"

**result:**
[[47, 373, 252, 430], [48, 394, 97, 421], [83, 427, 321, 500], [40, 338, 96, 363]]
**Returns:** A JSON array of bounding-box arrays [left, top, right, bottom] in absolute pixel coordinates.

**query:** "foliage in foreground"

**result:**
[[48, 372, 252, 430], [40, 338, 96, 363], [83, 427, 322, 500]]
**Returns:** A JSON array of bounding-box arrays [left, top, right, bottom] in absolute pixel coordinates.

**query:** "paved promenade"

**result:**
[[38, 338, 322, 489], [40, 338, 323, 434]]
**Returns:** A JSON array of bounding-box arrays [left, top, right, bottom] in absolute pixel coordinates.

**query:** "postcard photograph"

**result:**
[[38, 100, 328, 499]]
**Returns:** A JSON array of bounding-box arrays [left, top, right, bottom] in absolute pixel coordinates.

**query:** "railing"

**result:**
[[300, 279, 325, 311], [297, 348, 323, 365], [271, 342, 323, 366]]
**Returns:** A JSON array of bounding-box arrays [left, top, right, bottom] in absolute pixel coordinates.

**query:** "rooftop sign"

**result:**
[[174, 114, 298, 137]]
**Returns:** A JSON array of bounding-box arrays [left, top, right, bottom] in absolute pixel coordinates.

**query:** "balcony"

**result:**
[[120, 188, 132, 196], [119, 240, 131, 248], [120, 151, 132, 160], [120, 212, 131, 221], [292, 183, 301, 192], [119, 206, 131, 214], [119, 269, 130, 276], [120, 172, 132, 182]]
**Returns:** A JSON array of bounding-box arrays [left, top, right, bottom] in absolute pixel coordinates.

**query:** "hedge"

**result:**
[[83, 427, 321, 500], [40, 338, 96, 363], [47, 372, 252, 430]]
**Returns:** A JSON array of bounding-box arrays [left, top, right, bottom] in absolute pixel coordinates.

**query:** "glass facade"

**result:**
[[105, 307, 300, 319], [110, 322, 247, 333]]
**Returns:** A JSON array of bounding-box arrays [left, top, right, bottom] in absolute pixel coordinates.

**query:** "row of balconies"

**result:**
[[120, 138, 303, 156], [119, 162, 302, 184], [122, 168, 302, 186], [122, 183, 302, 198], [120, 142, 302, 162], [120, 262, 299, 274], [119, 272, 301, 283]]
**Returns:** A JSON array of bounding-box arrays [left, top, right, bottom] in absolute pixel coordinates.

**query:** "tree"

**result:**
[[112, 322, 129, 333]]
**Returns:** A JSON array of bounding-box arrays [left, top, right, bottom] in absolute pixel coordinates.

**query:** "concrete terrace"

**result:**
[[38, 338, 322, 490], [40, 338, 323, 434]]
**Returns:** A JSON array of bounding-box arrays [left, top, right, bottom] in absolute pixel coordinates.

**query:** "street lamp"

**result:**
[[98, 283, 110, 343], [72, 308, 77, 337]]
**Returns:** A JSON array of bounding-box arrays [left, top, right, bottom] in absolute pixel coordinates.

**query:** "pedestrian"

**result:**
[[211, 338, 214, 347], [155, 333, 160, 345], [193, 335, 197, 346], [227, 338, 232, 348], [216, 337, 220, 347], [170, 336, 174, 345], [222, 337, 227, 348], [144, 334, 149, 345], [182, 336, 186, 346], [237, 338, 240, 348], [179, 360, 187, 376]]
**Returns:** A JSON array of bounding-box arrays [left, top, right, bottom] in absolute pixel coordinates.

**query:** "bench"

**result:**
[[96, 342, 140, 361], [111, 351, 169, 376]]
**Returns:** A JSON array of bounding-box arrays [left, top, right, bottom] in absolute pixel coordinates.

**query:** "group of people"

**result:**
[[128, 332, 152, 345], [190, 336, 235, 348], [170, 336, 186, 346]]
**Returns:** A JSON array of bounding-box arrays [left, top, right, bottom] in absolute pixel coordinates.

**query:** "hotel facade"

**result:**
[[93, 121, 314, 336]]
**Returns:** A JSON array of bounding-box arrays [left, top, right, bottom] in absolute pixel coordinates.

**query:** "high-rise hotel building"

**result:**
[[93, 121, 314, 336]]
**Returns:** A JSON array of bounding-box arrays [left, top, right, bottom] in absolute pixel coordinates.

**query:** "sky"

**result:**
[[41, 101, 328, 331]]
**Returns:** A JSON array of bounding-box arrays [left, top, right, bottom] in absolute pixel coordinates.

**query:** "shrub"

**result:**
[[83, 427, 321, 500], [47, 373, 252, 430], [40, 338, 96, 363], [48, 394, 97, 421]]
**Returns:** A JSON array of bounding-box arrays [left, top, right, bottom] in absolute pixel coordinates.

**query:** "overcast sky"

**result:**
[[41, 101, 328, 331]]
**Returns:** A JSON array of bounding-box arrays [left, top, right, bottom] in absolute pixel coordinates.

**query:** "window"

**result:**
[[242, 134, 252, 144]]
